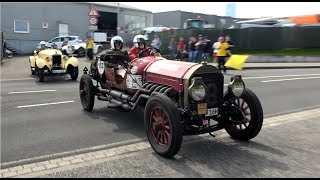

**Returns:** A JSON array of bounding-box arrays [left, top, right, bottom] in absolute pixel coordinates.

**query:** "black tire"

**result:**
[[29, 58, 35, 75], [144, 93, 183, 158], [62, 50, 68, 56], [31, 67, 35, 75], [79, 74, 95, 111], [78, 47, 85, 57], [37, 66, 44, 82], [70, 66, 79, 80], [97, 46, 102, 54], [224, 88, 263, 141]]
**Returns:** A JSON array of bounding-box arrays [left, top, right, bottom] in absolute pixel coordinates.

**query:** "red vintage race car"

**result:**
[[79, 48, 263, 158]]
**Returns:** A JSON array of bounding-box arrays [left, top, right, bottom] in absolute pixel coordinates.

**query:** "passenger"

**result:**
[[51, 42, 58, 49], [128, 35, 156, 61]]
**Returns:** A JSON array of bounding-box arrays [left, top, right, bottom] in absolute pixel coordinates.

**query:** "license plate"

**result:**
[[52, 70, 66, 74], [205, 108, 219, 117], [197, 103, 207, 115]]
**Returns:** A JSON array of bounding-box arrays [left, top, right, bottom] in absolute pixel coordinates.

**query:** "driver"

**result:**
[[35, 41, 47, 54], [99, 36, 129, 65], [94, 36, 129, 73], [128, 35, 156, 61]]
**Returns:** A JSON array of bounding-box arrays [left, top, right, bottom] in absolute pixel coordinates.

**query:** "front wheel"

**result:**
[[69, 66, 79, 80], [224, 88, 263, 141], [37, 66, 44, 82], [31, 67, 35, 75], [144, 93, 183, 158], [79, 74, 95, 111]]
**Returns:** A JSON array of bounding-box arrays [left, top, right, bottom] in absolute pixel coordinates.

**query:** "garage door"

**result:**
[[59, 24, 69, 36]]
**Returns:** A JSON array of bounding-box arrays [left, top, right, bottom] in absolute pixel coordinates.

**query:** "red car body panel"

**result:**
[[104, 56, 198, 94]]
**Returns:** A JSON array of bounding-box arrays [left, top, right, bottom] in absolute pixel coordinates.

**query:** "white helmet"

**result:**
[[110, 36, 124, 50], [133, 35, 147, 49], [40, 41, 46, 45]]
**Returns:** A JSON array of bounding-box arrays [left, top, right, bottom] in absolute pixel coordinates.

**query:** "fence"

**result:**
[[148, 26, 320, 54]]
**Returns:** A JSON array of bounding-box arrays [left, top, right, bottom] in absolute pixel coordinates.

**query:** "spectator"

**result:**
[[188, 36, 197, 63], [203, 36, 212, 61], [87, 37, 94, 60], [225, 35, 235, 57], [212, 38, 219, 63], [151, 35, 162, 53], [176, 37, 186, 61], [195, 34, 206, 62], [216, 36, 229, 73], [168, 37, 177, 60]]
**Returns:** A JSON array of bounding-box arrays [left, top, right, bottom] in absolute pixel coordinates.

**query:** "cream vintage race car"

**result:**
[[29, 49, 79, 82]]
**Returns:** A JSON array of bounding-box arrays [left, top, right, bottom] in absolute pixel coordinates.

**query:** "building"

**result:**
[[0, 2, 153, 54], [153, 10, 250, 29]]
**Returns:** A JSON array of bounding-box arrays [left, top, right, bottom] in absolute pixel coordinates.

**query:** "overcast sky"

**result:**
[[120, 2, 320, 18]]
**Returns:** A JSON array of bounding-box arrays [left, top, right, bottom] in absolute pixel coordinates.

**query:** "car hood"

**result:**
[[38, 49, 63, 56]]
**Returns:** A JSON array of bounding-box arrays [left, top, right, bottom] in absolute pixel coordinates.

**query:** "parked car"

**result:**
[[79, 48, 264, 158], [36, 36, 83, 49], [29, 48, 79, 82], [61, 42, 103, 57]]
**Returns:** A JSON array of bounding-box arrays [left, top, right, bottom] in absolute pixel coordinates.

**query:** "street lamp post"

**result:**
[[117, 2, 120, 36], [220, 19, 226, 36]]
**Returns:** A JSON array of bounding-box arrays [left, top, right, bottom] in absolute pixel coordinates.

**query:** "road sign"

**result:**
[[89, 17, 98, 25], [89, 25, 98, 31], [88, 5, 100, 17]]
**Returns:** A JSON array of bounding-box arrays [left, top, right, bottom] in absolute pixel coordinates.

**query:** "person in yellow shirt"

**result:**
[[216, 36, 229, 73], [87, 37, 94, 60]]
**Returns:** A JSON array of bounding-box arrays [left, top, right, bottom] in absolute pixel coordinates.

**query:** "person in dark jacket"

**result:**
[[203, 36, 212, 61], [188, 36, 197, 63]]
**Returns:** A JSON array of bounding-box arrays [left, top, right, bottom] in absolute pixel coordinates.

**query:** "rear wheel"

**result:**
[[78, 47, 85, 57], [144, 93, 182, 158], [79, 74, 95, 111]]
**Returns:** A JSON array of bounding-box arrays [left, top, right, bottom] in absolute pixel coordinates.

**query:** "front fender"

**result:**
[[35, 58, 46, 69], [65, 57, 78, 68], [29, 56, 36, 67]]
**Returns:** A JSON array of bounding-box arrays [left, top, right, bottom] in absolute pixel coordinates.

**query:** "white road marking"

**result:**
[[8, 90, 56, 94], [261, 76, 320, 83], [243, 73, 320, 80], [0, 78, 34, 82], [16, 100, 74, 108]]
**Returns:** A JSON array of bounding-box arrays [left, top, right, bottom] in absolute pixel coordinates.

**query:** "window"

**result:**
[[14, 20, 30, 33], [51, 38, 62, 43], [124, 15, 147, 33]]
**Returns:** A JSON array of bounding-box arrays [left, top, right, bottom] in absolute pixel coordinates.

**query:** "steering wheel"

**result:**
[[138, 47, 151, 58]]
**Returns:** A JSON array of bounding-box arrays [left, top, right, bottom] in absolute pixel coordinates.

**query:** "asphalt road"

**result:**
[[1, 57, 320, 164]]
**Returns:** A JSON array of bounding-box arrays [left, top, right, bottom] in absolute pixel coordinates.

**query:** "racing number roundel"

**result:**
[[89, 17, 98, 25], [97, 59, 105, 75]]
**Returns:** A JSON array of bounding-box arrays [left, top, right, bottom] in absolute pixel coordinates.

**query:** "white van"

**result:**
[[140, 26, 170, 41]]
